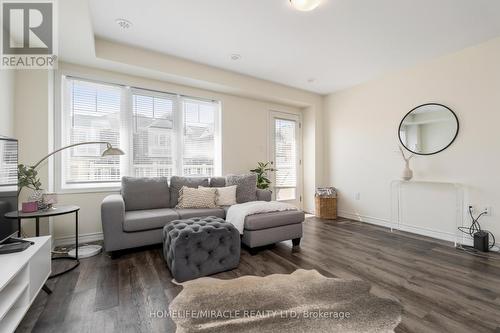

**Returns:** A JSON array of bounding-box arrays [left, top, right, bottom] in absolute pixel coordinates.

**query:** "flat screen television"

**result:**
[[0, 137, 18, 244]]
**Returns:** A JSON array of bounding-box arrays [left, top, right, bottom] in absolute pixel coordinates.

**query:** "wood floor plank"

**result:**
[[18, 217, 500, 333]]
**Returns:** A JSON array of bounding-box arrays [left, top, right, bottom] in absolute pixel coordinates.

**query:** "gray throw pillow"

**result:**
[[121, 177, 170, 211], [226, 173, 257, 203], [209, 177, 226, 188], [170, 176, 209, 207]]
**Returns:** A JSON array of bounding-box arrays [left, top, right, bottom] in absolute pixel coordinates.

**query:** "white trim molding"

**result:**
[[339, 210, 457, 244], [53, 231, 103, 247]]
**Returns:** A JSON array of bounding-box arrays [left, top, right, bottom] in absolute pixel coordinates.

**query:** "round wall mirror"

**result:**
[[398, 103, 459, 155]]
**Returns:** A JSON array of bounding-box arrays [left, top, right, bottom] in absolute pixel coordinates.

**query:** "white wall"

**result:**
[[0, 70, 15, 137], [16, 62, 309, 243], [324, 37, 500, 243], [14, 70, 52, 236]]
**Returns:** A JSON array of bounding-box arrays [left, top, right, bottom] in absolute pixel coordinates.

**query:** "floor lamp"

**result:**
[[32, 141, 125, 258]]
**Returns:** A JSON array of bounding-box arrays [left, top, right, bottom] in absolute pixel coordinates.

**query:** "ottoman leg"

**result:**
[[292, 238, 301, 247]]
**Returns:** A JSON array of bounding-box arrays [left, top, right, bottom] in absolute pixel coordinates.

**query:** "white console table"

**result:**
[[391, 180, 465, 246], [0, 236, 51, 333]]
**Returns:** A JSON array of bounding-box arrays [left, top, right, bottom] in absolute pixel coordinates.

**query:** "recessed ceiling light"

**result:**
[[230, 54, 242, 61], [115, 18, 133, 29], [289, 0, 321, 11]]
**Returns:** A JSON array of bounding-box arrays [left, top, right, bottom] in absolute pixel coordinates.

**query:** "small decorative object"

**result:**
[[399, 146, 414, 181], [18, 164, 44, 210], [22, 201, 38, 213], [42, 193, 58, 209], [250, 161, 276, 190], [29, 189, 47, 210]]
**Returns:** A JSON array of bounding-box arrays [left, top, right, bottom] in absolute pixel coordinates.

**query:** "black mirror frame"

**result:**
[[398, 103, 459, 156]]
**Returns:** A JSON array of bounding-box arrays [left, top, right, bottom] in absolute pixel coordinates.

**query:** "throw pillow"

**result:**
[[200, 185, 237, 206], [176, 186, 217, 209], [121, 177, 169, 211], [226, 173, 257, 203], [169, 176, 209, 207]]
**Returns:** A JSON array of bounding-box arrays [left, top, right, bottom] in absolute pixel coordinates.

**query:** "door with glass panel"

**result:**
[[269, 112, 302, 208]]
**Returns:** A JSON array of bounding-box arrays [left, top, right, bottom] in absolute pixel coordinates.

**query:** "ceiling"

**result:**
[[85, 0, 500, 94]]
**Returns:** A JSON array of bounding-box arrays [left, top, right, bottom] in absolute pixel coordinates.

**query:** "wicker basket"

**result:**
[[315, 196, 337, 220]]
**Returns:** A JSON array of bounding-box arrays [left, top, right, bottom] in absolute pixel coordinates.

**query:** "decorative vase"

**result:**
[[29, 189, 47, 210], [402, 161, 413, 181]]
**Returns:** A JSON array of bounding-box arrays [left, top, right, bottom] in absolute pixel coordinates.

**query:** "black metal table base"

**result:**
[[49, 256, 80, 279]]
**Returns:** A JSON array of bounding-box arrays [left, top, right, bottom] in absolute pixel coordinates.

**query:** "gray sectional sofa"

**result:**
[[101, 176, 304, 255]]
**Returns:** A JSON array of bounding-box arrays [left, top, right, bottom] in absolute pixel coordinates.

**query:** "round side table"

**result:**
[[5, 205, 81, 279]]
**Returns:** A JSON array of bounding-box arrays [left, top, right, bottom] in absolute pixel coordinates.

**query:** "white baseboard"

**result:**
[[53, 232, 103, 247], [338, 210, 396, 230], [338, 210, 458, 244]]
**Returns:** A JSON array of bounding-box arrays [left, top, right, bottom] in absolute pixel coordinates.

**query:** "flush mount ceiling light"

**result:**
[[115, 18, 133, 29], [289, 0, 321, 11]]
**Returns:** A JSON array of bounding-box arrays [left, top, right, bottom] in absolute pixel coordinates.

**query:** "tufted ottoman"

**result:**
[[163, 217, 240, 282]]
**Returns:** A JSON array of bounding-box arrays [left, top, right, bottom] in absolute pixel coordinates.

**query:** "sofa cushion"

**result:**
[[209, 177, 226, 188], [176, 186, 217, 209], [226, 173, 257, 203], [122, 177, 170, 211], [175, 208, 226, 219], [170, 176, 209, 207], [123, 208, 179, 232], [244, 210, 305, 231]]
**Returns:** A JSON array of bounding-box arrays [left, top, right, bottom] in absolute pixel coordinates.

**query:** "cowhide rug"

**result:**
[[169, 269, 402, 332]]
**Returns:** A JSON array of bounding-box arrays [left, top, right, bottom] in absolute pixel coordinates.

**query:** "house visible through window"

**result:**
[[60, 77, 221, 190]]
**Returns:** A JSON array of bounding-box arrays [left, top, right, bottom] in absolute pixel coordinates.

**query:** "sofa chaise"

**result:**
[[101, 176, 304, 256]]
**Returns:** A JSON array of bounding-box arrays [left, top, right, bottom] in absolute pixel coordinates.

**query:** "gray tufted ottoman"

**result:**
[[163, 217, 240, 282]]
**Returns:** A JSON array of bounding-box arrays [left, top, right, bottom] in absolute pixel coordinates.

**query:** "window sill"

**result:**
[[56, 184, 121, 195]]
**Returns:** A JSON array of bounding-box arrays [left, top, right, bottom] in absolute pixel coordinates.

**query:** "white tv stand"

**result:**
[[0, 236, 51, 333]]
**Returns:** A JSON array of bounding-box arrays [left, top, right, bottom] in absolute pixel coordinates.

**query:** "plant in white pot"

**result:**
[[398, 146, 414, 181]]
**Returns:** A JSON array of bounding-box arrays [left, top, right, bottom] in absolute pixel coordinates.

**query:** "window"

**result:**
[[273, 117, 299, 202], [59, 76, 220, 190], [0, 139, 18, 188], [182, 98, 217, 177], [62, 79, 122, 186], [132, 91, 176, 178]]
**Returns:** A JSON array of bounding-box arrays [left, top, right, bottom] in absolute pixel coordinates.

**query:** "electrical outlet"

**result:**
[[482, 206, 492, 216], [355, 192, 361, 201]]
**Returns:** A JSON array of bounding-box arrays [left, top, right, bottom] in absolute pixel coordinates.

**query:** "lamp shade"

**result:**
[[101, 145, 125, 156], [289, 0, 321, 11]]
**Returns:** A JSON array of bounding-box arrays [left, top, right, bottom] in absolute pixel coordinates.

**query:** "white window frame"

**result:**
[[54, 73, 221, 194], [268, 110, 303, 209]]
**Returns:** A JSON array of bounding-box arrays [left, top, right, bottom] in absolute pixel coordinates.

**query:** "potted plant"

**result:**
[[250, 161, 276, 190], [18, 164, 45, 210]]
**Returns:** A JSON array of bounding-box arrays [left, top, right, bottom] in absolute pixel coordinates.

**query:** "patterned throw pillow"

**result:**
[[200, 185, 237, 206], [176, 186, 217, 209]]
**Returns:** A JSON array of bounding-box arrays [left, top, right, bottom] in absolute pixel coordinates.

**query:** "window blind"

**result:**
[[274, 118, 297, 188], [182, 98, 218, 177], [60, 76, 221, 189], [64, 79, 122, 184], [0, 140, 18, 187], [132, 91, 177, 178]]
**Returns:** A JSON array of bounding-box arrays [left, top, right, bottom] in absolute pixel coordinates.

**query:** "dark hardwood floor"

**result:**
[[16, 217, 500, 333]]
